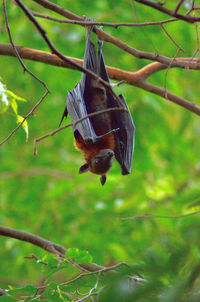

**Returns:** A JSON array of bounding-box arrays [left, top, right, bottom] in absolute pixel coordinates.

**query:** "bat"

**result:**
[[60, 26, 135, 185]]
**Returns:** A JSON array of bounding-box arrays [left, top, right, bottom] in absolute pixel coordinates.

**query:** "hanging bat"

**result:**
[[60, 27, 135, 185]]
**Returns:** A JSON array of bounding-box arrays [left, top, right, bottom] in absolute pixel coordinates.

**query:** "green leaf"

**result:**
[[16, 115, 29, 141], [66, 248, 80, 259], [66, 248, 93, 264], [6, 89, 27, 102], [76, 250, 93, 264], [10, 98, 18, 115]]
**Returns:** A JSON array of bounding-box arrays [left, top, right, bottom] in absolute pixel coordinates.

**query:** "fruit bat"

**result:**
[[60, 27, 135, 185]]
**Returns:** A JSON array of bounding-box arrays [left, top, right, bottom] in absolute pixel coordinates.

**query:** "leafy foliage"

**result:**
[[0, 80, 28, 140]]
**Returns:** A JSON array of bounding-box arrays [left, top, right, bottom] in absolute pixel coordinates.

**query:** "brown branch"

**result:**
[[14, 0, 124, 108], [32, 11, 178, 28], [1, 44, 200, 115], [1, 0, 50, 147], [31, 0, 200, 67], [0, 225, 103, 273], [134, 0, 200, 23], [174, 0, 185, 14], [160, 24, 184, 52], [2, 0, 49, 90], [33, 107, 127, 156], [136, 80, 200, 115], [122, 211, 200, 220], [0, 90, 49, 147], [0, 225, 66, 256], [2, 43, 200, 75]]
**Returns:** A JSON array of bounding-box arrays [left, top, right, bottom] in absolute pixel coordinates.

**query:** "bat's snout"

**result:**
[[89, 149, 115, 175]]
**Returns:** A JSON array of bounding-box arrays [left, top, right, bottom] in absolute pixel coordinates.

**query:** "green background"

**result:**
[[0, 0, 200, 300]]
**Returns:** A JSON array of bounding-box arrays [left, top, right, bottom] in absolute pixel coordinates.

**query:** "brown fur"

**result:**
[[74, 133, 115, 163]]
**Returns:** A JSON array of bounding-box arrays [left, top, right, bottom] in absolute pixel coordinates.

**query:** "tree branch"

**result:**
[[14, 0, 124, 108], [33, 107, 127, 156], [1, 43, 200, 115], [134, 0, 200, 23], [31, 0, 200, 67], [32, 11, 178, 28], [0, 225, 104, 273], [2, 0, 49, 90], [0, 225, 66, 256], [0, 90, 49, 147]]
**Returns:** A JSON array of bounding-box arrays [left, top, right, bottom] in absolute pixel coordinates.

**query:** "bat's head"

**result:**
[[79, 149, 114, 185]]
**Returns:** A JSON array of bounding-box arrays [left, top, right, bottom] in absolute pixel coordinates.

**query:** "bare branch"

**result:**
[[14, 0, 123, 107], [31, 0, 199, 67], [122, 211, 200, 220], [62, 262, 129, 286], [0, 90, 49, 147], [1, 44, 200, 115], [76, 286, 105, 302], [0, 225, 105, 273], [174, 0, 185, 14], [32, 11, 178, 28], [134, 0, 200, 23], [137, 80, 200, 115], [160, 24, 184, 52], [2, 0, 49, 90], [0, 225, 66, 256]]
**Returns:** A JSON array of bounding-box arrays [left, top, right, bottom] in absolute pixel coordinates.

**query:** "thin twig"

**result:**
[[164, 48, 181, 99], [14, 0, 123, 107], [134, 0, 200, 23], [122, 211, 200, 220], [1, 0, 50, 146], [32, 11, 178, 28], [192, 23, 200, 58], [75, 286, 105, 302], [0, 91, 49, 147], [160, 24, 184, 52], [174, 0, 185, 14], [2, 0, 49, 90], [33, 107, 127, 156], [31, 0, 199, 67], [62, 262, 129, 286]]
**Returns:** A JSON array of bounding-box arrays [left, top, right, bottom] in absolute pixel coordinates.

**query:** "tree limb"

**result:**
[[1, 43, 200, 115], [31, 0, 200, 67], [32, 11, 178, 28], [134, 0, 200, 23], [14, 0, 124, 108], [0, 225, 103, 272], [0, 91, 49, 147]]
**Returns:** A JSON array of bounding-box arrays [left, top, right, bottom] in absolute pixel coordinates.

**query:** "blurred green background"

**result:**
[[0, 0, 200, 300]]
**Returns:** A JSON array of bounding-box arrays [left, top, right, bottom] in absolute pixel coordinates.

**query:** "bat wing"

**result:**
[[111, 94, 135, 175], [66, 82, 99, 143], [96, 35, 135, 174], [65, 27, 100, 144]]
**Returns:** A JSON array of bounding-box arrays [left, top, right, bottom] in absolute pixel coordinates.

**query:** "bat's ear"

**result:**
[[100, 175, 107, 186], [79, 163, 89, 174]]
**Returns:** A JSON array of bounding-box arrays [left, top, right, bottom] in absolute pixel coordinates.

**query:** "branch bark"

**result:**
[[31, 0, 200, 67], [134, 0, 200, 23], [0, 225, 103, 272], [1, 43, 200, 115]]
